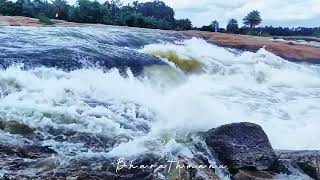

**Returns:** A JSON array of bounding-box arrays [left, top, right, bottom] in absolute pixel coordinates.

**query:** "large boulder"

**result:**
[[276, 150, 320, 180], [205, 122, 277, 173]]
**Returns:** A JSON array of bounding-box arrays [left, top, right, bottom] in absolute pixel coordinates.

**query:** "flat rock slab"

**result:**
[[0, 16, 43, 26], [184, 31, 320, 63]]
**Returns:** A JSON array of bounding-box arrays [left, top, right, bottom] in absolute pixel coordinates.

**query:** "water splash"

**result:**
[[0, 29, 320, 179]]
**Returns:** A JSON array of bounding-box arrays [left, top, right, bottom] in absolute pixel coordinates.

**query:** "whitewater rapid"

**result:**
[[1, 35, 320, 160]]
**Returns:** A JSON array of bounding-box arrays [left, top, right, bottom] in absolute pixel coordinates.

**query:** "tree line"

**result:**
[[0, 0, 319, 37], [200, 10, 320, 37], [0, 0, 192, 30]]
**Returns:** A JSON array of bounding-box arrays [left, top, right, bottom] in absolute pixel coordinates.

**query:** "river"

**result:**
[[0, 26, 320, 179]]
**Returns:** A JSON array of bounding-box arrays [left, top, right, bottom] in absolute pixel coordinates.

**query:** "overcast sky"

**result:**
[[118, 0, 320, 28]]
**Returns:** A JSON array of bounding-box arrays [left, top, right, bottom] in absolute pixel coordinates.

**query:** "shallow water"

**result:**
[[0, 26, 319, 179]]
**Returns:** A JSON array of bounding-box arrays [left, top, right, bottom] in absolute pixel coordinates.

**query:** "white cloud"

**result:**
[[77, 0, 320, 27], [170, 0, 320, 27]]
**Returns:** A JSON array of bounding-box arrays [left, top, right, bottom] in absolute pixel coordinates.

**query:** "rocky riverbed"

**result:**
[[0, 120, 319, 179]]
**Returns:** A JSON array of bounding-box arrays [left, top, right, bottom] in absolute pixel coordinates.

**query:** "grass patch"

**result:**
[[37, 14, 54, 25]]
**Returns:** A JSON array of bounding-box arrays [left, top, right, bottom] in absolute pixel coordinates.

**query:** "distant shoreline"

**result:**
[[183, 30, 320, 63], [1, 15, 320, 64]]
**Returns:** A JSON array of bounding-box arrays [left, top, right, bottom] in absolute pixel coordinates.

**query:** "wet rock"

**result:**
[[0, 141, 57, 179], [234, 170, 275, 180], [274, 158, 313, 178], [0, 143, 56, 159], [36, 126, 121, 152], [166, 155, 220, 180], [276, 150, 320, 180], [0, 119, 5, 130], [45, 168, 156, 180], [205, 122, 277, 173], [38, 154, 163, 180], [275, 159, 299, 174], [107, 153, 164, 179], [3, 120, 34, 135]]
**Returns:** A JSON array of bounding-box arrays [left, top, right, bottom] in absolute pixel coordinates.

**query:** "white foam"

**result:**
[[1, 38, 320, 159]]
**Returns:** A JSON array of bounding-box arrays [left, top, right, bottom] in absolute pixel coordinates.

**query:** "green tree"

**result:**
[[226, 18, 238, 33], [32, 0, 51, 17], [124, 12, 145, 27], [174, 18, 192, 30], [133, 1, 174, 22], [243, 10, 262, 28], [0, 0, 14, 15], [0, 0, 196, 31], [211, 20, 219, 32], [104, 0, 122, 24], [70, 0, 111, 24]]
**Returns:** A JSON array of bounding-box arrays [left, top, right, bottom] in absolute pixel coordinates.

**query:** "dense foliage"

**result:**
[[198, 10, 319, 37], [0, 0, 192, 30], [0, 1, 319, 37], [226, 18, 238, 33], [243, 10, 262, 28], [226, 26, 320, 37]]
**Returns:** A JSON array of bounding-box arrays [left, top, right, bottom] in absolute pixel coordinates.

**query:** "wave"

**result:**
[[1, 32, 320, 179], [1, 38, 320, 156]]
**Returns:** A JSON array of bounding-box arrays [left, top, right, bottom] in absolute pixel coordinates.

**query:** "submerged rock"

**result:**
[[276, 150, 320, 180], [234, 170, 275, 180], [1, 120, 34, 135], [274, 159, 314, 179], [0, 119, 5, 130], [0, 143, 56, 159], [205, 122, 277, 173], [167, 155, 220, 180]]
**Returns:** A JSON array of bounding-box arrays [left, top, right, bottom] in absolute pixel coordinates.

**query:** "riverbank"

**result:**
[[0, 16, 43, 26], [0, 16, 81, 27], [184, 30, 320, 63], [1, 15, 320, 63]]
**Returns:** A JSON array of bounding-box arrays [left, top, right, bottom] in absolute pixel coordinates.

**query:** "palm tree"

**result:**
[[243, 10, 262, 28], [211, 20, 219, 32], [226, 18, 238, 33]]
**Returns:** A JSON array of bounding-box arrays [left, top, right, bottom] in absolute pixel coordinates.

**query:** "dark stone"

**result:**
[[0, 143, 56, 159], [276, 150, 320, 180], [38, 154, 163, 180], [36, 126, 119, 152], [205, 122, 277, 173], [3, 120, 34, 135], [275, 159, 304, 175], [234, 170, 275, 180], [171, 155, 220, 180], [0, 119, 5, 130], [1, 153, 161, 180], [271, 158, 316, 179]]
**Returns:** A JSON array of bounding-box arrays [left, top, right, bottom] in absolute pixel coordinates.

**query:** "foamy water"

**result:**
[[0, 27, 319, 179], [1, 37, 320, 153]]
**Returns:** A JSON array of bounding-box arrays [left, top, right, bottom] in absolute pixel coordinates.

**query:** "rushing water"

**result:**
[[0, 26, 320, 179]]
